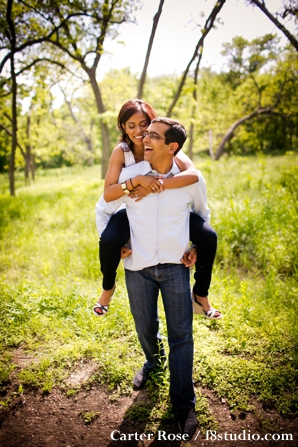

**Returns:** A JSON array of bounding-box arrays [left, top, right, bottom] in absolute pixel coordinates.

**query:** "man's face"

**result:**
[[143, 122, 172, 164]]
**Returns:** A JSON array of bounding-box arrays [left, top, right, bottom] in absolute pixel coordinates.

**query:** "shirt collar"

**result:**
[[146, 160, 180, 177]]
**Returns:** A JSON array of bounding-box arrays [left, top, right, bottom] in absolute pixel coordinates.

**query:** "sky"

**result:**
[[97, 0, 295, 80]]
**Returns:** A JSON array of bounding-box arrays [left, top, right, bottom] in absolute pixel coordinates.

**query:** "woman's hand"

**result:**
[[129, 185, 151, 202], [132, 175, 164, 193]]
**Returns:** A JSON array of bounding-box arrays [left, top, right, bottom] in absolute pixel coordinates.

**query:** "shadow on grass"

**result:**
[[106, 388, 189, 447]]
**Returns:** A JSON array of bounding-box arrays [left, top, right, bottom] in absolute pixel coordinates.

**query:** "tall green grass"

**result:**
[[0, 154, 297, 428]]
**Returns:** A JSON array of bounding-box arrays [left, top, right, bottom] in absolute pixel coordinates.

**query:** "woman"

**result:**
[[93, 99, 221, 320]]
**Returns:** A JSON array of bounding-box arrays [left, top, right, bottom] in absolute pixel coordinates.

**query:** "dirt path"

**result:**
[[0, 361, 297, 447]]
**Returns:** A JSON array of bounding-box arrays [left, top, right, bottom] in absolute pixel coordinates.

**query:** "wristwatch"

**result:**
[[121, 181, 130, 194]]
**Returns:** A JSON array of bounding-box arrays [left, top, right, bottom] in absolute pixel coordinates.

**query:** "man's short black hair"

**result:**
[[151, 117, 187, 155]]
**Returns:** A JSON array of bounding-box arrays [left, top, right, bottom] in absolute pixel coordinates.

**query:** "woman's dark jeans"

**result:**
[[99, 209, 217, 296], [99, 209, 130, 291]]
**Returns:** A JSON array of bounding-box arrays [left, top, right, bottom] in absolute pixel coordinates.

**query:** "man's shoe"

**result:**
[[132, 367, 150, 390], [177, 408, 198, 440]]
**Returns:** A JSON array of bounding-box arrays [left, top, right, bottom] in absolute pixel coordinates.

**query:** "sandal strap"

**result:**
[[205, 308, 222, 319], [93, 303, 109, 315], [192, 292, 222, 320]]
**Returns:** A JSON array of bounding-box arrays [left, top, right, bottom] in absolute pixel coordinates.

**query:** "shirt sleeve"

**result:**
[[190, 170, 211, 224], [95, 163, 148, 237], [95, 194, 125, 237]]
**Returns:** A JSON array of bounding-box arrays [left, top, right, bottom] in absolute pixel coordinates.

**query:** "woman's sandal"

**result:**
[[192, 293, 223, 320], [93, 303, 109, 316], [93, 285, 116, 317]]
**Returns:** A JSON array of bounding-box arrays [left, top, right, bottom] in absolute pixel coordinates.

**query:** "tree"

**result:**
[[4, 0, 17, 196], [0, 0, 139, 194], [215, 39, 297, 158], [1, 0, 90, 193], [137, 0, 164, 99], [215, 107, 275, 159], [220, 33, 278, 96], [187, 49, 203, 159], [40, 0, 138, 177], [167, 0, 226, 117]]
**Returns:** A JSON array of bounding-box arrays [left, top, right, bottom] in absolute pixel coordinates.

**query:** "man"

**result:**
[[96, 117, 211, 439]]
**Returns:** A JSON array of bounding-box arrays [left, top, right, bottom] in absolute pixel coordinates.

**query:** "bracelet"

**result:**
[[130, 178, 135, 189], [121, 181, 130, 194]]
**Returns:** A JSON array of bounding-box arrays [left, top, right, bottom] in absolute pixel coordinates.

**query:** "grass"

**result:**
[[0, 153, 297, 431]]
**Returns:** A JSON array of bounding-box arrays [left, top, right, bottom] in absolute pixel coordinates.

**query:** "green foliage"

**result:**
[[0, 350, 14, 388], [221, 34, 278, 84], [0, 155, 297, 427], [1, 35, 297, 179], [203, 153, 298, 278], [0, 0, 141, 180], [79, 410, 100, 424], [125, 403, 152, 421]]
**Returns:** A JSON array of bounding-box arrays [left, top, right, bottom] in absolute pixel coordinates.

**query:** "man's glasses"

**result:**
[[143, 131, 166, 140]]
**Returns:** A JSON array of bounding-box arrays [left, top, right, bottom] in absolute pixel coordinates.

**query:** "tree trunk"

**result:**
[[88, 71, 110, 178], [25, 104, 33, 185], [187, 122, 194, 160], [7, 0, 17, 196], [250, 0, 298, 52], [187, 50, 203, 158], [31, 154, 36, 181], [209, 129, 214, 159], [100, 123, 111, 177], [137, 0, 164, 99], [215, 107, 272, 160], [167, 0, 226, 117]]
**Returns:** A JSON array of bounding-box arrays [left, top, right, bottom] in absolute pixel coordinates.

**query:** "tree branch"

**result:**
[[0, 122, 26, 159], [167, 0, 226, 116], [0, 11, 92, 73], [249, 0, 298, 51], [137, 0, 164, 98], [215, 107, 272, 159]]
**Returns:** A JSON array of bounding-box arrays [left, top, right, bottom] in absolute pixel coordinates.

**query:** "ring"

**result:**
[[151, 187, 155, 191]]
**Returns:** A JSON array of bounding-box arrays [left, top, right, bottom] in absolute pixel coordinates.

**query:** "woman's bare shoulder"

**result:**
[[110, 145, 126, 162]]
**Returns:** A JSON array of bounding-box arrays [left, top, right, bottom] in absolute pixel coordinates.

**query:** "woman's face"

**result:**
[[123, 111, 149, 147]]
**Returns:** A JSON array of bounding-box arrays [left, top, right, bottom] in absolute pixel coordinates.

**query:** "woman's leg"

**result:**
[[189, 212, 221, 317], [95, 209, 130, 311]]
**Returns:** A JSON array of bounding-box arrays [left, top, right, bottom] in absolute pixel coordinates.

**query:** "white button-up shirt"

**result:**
[[96, 161, 210, 271]]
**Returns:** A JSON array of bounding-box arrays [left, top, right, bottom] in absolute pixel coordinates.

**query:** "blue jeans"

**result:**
[[125, 263, 195, 410], [99, 210, 217, 296]]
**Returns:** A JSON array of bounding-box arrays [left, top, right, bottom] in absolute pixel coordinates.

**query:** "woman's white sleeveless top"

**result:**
[[119, 142, 136, 167]]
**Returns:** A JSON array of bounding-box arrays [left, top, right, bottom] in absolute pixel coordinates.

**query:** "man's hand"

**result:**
[[180, 246, 197, 268], [121, 246, 132, 259]]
